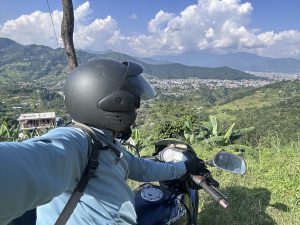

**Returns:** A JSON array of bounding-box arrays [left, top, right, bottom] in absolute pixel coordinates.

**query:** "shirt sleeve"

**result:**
[[0, 127, 89, 224], [125, 151, 187, 182]]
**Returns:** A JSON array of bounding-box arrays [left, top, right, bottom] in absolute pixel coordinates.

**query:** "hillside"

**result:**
[[208, 80, 300, 144], [0, 38, 258, 81], [213, 80, 299, 115], [142, 63, 255, 80], [0, 38, 68, 81]]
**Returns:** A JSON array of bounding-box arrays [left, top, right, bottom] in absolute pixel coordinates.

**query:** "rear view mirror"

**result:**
[[212, 151, 247, 174]]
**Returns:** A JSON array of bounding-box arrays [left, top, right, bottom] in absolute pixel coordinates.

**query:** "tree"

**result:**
[[61, 0, 78, 70]]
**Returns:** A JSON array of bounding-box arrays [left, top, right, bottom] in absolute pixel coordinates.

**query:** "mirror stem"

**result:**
[[205, 160, 215, 167]]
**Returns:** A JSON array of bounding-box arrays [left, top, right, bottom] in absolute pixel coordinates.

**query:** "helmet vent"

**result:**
[[115, 97, 123, 104], [104, 113, 124, 124]]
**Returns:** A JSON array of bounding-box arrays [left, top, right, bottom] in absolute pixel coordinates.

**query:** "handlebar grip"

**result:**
[[192, 175, 229, 209]]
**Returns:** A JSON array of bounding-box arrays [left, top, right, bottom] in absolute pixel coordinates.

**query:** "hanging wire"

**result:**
[[46, 0, 60, 48]]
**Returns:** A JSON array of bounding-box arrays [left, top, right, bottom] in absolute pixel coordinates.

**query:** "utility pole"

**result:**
[[61, 0, 78, 70]]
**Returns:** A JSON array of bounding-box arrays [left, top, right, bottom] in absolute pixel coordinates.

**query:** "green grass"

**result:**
[[217, 90, 281, 110], [196, 140, 300, 225]]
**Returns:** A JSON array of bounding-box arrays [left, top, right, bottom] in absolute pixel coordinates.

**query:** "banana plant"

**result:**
[[124, 128, 145, 156], [182, 115, 255, 152], [0, 123, 49, 141], [183, 117, 195, 144], [0, 123, 20, 141]]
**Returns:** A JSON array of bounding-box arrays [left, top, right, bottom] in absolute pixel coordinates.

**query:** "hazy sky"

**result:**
[[0, 0, 299, 59]]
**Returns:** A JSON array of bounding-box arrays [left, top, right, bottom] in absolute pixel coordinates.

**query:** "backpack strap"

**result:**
[[54, 122, 123, 225]]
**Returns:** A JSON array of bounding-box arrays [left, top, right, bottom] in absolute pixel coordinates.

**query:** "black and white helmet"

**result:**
[[65, 59, 156, 132]]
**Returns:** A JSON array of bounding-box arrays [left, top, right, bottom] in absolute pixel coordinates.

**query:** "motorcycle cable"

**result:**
[[175, 195, 193, 225]]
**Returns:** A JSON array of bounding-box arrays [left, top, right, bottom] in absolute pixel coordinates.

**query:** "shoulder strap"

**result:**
[[55, 122, 103, 225], [71, 122, 124, 159]]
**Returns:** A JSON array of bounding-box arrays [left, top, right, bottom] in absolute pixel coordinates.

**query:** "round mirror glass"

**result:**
[[213, 152, 247, 174]]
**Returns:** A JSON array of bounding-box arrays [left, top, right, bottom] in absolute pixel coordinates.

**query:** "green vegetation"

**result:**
[[130, 116, 299, 225], [136, 80, 300, 148], [196, 140, 300, 225], [0, 122, 48, 141], [211, 80, 300, 123], [0, 123, 19, 141], [128, 117, 299, 225], [182, 115, 254, 149], [0, 80, 66, 125]]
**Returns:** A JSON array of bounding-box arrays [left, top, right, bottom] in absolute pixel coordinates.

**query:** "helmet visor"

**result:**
[[120, 73, 156, 100]]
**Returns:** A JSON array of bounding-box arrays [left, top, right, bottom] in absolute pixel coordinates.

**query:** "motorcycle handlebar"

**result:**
[[191, 175, 229, 209]]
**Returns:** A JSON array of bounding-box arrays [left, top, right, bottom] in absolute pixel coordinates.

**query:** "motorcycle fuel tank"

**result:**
[[135, 184, 188, 225]]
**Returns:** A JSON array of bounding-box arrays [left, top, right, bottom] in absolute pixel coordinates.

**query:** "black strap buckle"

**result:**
[[87, 158, 98, 178], [92, 139, 103, 150]]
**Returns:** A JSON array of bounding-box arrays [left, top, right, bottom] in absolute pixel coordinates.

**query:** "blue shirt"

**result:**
[[0, 127, 186, 225]]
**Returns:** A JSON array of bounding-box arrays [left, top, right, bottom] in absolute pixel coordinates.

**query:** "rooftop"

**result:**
[[18, 112, 56, 121]]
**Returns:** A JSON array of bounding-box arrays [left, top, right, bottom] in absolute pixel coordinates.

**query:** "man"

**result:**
[[0, 59, 207, 225]]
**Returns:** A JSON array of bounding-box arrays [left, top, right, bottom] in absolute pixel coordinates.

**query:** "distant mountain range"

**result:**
[[154, 51, 300, 73], [0, 38, 259, 80], [0, 37, 278, 81]]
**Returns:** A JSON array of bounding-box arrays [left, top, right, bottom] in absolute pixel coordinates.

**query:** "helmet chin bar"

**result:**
[[116, 127, 133, 141], [100, 111, 137, 133]]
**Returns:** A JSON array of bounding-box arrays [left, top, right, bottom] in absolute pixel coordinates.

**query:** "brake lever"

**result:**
[[205, 173, 220, 188]]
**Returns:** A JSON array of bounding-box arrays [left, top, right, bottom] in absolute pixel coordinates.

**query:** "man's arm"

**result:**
[[0, 127, 88, 224], [125, 151, 186, 182]]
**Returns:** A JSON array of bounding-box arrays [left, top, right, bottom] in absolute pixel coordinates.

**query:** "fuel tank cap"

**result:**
[[140, 187, 164, 202]]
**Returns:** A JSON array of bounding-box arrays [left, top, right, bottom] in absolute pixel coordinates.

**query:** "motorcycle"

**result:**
[[129, 139, 247, 225]]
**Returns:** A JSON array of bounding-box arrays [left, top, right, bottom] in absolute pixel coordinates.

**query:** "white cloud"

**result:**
[[128, 0, 300, 58], [256, 30, 300, 58], [0, 10, 63, 47], [0, 0, 300, 59], [74, 1, 92, 21], [74, 16, 123, 50], [130, 0, 259, 55], [129, 14, 138, 20], [148, 10, 174, 33], [0, 1, 122, 51]]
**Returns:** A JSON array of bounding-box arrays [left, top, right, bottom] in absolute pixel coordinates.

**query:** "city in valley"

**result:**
[[148, 72, 300, 91], [16, 71, 300, 94]]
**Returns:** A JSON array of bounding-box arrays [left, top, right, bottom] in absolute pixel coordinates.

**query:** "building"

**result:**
[[18, 112, 57, 138]]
